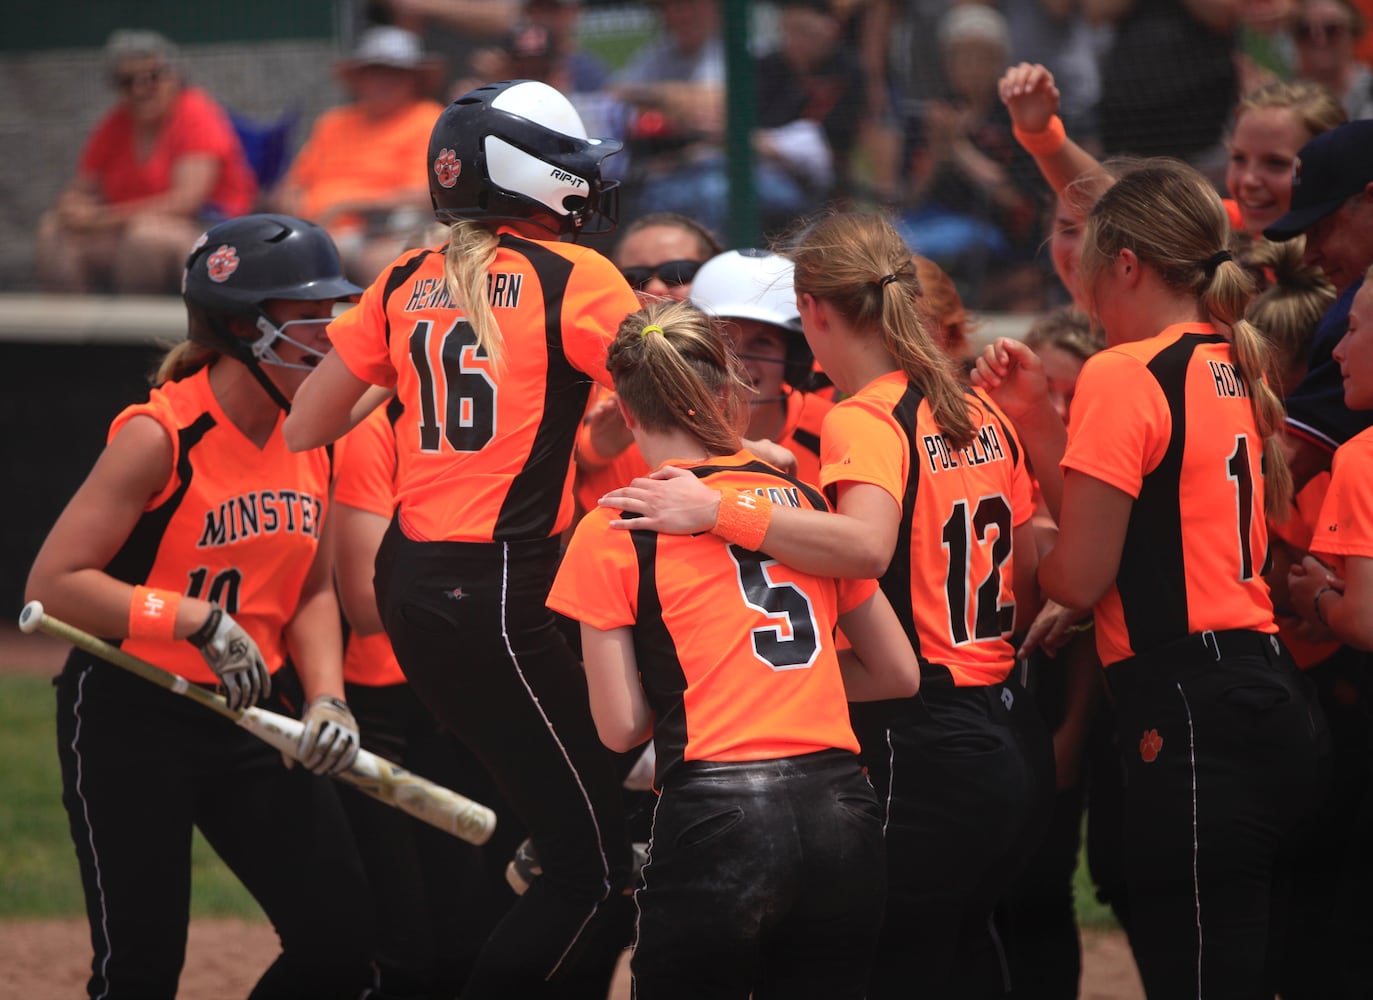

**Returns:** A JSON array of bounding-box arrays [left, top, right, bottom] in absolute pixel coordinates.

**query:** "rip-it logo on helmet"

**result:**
[[206, 245, 240, 283], [434, 148, 461, 188]]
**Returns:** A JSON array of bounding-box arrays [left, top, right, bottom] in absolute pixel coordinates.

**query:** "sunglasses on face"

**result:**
[[114, 66, 168, 92], [620, 258, 703, 290], [1296, 21, 1351, 43]]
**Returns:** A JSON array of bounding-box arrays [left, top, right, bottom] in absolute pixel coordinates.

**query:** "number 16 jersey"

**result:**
[[328, 227, 640, 544]]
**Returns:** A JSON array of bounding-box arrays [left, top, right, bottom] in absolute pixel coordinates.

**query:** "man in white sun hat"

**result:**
[[272, 26, 445, 283]]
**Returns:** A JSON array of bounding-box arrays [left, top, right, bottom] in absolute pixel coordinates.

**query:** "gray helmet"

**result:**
[[182, 214, 361, 407], [183, 213, 360, 329]]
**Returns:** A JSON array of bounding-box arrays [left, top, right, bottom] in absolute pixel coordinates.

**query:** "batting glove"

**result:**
[[188, 607, 270, 712], [297, 694, 359, 775]]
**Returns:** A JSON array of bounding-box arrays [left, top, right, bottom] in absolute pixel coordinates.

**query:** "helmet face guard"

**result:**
[[181, 213, 361, 405], [429, 80, 624, 237]]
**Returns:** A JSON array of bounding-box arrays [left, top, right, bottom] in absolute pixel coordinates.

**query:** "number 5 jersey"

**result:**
[[547, 452, 877, 789]]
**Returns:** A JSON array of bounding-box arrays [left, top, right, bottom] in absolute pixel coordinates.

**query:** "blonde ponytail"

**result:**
[[442, 219, 504, 372]]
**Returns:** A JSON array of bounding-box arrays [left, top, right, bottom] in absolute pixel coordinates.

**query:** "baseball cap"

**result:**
[[1264, 119, 1373, 241], [689, 249, 802, 332], [339, 26, 433, 72]]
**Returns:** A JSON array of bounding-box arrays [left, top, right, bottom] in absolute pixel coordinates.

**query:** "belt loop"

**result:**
[[1201, 630, 1221, 662]]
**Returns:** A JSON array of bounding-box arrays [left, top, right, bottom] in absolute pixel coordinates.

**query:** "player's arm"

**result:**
[[1290, 554, 1373, 651], [579, 624, 654, 753], [998, 62, 1112, 202], [285, 350, 376, 451], [1038, 470, 1133, 610], [601, 468, 900, 579], [1011, 518, 1042, 634], [333, 503, 388, 637], [836, 589, 920, 702], [25, 415, 215, 639], [285, 511, 346, 703]]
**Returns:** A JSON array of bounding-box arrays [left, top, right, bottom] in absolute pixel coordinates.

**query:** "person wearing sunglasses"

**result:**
[[1295, 0, 1373, 122], [572, 213, 722, 516], [34, 30, 257, 295]]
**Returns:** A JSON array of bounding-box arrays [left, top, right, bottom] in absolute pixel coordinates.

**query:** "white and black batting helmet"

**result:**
[[427, 79, 623, 237]]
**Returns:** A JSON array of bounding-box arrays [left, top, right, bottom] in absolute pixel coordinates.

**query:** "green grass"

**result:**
[[0, 674, 262, 919], [1, 672, 1119, 930]]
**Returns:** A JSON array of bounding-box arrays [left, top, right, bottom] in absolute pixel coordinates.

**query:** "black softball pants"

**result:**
[[854, 677, 1055, 1000], [374, 523, 633, 999], [54, 655, 375, 1000], [632, 748, 887, 999], [1106, 629, 1329, 1000], [340, 679, 525, 998]]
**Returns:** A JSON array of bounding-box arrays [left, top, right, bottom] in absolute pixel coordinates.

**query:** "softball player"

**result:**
[[283, 80, 638, 995], [332, 398, 525, 998], [974, 159, 1328, 998], [601, 211, 1053, 997], [25, 213, 374, 999], [549, 299, 919, 998]]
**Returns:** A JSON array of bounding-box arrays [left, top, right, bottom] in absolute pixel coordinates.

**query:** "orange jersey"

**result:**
[[1310, 426, 1373, 574], [334, 402, 406, 686], [548, 451, 874, 787], [819, 372, 1033, 687], [328, 228, 639, 543], [112, 368, 330, 684], [572, 385, 833, 516], [1063, 323, 1278, 667]]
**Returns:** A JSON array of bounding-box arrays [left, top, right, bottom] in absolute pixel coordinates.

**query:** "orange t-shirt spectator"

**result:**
[[34, 29, 256, 295], [274, 26, 444, 284]]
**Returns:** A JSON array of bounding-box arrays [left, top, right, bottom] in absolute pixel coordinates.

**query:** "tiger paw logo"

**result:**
[[433, 148, 461, 188], [206, 245, 240, 283], [1139, 728, 1163, 763]]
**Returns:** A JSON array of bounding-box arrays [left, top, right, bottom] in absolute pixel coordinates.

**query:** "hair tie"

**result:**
[[640, 323, 664, 339], [1202, 250, 1233, 278], [686, 408, 696, 418], [878, 273, 899, 289]]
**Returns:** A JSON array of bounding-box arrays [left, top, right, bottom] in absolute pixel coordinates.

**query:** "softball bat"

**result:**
[[19, 601, 496, 845]]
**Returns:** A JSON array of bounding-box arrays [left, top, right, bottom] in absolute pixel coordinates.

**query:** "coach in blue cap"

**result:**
[[1263, 118, 1373, 489]]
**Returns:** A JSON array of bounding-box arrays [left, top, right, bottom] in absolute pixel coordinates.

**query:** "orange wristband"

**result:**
[[711, 487, 773, 551], [129, 586, 182, 641], [1013, 115, 1067, 157]]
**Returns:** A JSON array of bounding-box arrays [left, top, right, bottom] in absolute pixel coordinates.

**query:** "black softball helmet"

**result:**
[[428, 79, 623, 237], [182, 213, 361, 408]]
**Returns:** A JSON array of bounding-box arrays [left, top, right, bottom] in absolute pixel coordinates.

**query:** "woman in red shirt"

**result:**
[[34, 30, 256, 294]]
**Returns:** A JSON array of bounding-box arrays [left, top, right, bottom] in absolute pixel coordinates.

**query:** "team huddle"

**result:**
[[24, 69, 1373, 1000]]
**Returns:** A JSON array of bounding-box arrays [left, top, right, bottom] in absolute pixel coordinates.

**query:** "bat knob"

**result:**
[[18, 600, 45, 634]]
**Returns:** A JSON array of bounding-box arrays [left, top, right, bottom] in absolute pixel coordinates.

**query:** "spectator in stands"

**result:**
[[33, 29, 257, 295], [1096, 0, 1241, 179], [272, 26, 445, 284], [612, 0, 829, 237], [1294, 0, 1373, 119], [572, 213, 721, 518], [755, 0, 868, 199], [373, 0, 605, 101], [896, 4, 1046, 310]]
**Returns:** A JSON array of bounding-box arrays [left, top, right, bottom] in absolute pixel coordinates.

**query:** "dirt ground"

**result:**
[[0, 624, 1144, 999], [0, 919, 1142, 999]]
